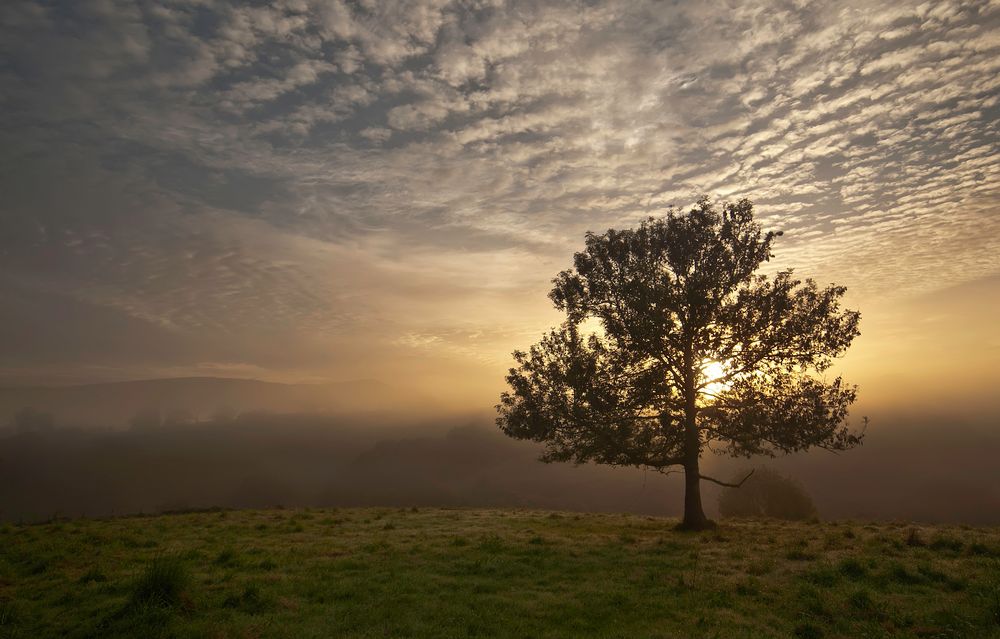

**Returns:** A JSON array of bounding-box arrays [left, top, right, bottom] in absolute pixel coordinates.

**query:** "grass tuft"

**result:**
[[222, 584, 271, 614], [837, 557, 868, 580], [21, 557, 50, 576], [78, 566, 108, 584], [128, 555, 189, 610], [906, 527, 925, 547], [886, 561, 922, 585], [968, 542, 996, 557], [990, 584, 1000, 627], [257, 558, 277, 570], [213, 548, 238, 567], [929, 536, 964, 554], [786, 548, 818, 561], [477, 534, 504, 553], [793, 622, 824, 639], [847, 588, 875, 612], [0, 600, 16, 628]]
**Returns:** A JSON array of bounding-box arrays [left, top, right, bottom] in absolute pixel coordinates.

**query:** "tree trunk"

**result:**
[[680, 457, 712, 530], [678, 340, 713, 530]]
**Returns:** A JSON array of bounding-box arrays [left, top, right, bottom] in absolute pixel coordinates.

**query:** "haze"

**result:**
[[1, 0, 998, 524]]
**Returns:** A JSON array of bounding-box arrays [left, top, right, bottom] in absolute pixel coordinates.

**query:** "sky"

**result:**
[[1, 0, 998, 411]]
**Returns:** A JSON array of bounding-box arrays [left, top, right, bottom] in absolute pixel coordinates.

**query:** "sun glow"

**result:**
[[701, 360, 732, 397]]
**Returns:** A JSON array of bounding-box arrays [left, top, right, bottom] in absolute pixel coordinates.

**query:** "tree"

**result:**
[[497, 198, 864, 530], [163, 408, 195, 427], [129, 407, 162, 430], [717, 466, 817, 520], [13, 407, 55, 434]]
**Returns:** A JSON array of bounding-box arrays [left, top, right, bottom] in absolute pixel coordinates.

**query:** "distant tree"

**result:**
[[717, 467, 818, 520], [497, 198, 864, 530], [163, 408, 195, 427], [210, 406, 238, 424], [129, 407, 162, 430], [13, 407, 55, 434]]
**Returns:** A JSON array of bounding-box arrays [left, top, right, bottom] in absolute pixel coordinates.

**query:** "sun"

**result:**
[[700, 360, 731, 396]]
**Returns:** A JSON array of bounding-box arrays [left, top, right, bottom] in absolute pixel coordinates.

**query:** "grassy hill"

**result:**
[[2, 509, 998, 638]]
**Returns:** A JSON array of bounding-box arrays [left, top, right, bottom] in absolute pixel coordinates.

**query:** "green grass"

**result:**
[[1, 508, 999, 638]]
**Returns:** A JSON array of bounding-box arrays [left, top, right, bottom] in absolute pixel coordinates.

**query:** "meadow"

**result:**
[[1, 508, 998, 638]]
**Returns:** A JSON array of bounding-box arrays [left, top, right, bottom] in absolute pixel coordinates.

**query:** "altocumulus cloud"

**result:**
[[0, 0, 998, 390]]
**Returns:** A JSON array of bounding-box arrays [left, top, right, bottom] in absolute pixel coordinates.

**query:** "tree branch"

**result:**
[[653, 467, 684, 477], [699, 469, 754, 488]]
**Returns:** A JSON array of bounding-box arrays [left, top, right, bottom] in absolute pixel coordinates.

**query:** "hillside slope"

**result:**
[[2, 509, 999, 638]]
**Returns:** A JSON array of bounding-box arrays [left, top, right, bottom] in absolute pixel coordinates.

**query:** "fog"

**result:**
[[2, 378, 998, 525], [0, 377, 432, 430], [0, 411, 681, 523]]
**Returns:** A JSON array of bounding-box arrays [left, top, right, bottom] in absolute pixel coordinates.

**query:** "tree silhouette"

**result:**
[[718, 466, 818, 520], [13, 407, 55, 434], [497, 198, 863, 530]]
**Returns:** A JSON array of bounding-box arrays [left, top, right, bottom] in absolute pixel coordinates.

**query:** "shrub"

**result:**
[[718, 467, 818, 520]]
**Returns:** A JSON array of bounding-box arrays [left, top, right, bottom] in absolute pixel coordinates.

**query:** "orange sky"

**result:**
[[1, 0, 998, 418]]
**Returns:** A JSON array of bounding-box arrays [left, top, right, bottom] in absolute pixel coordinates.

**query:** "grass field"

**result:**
[[2, 508, 999, 638]]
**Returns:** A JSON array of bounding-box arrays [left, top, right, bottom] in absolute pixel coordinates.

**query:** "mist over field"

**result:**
[[2, 377, 997, 525]]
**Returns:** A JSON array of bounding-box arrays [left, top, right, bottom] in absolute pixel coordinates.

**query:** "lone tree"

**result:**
[[497, 198, 863, 530], [717, 466, 818, 521]]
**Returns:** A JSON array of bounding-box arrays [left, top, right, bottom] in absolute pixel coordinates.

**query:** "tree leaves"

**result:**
[[498, 198, 863, 474]]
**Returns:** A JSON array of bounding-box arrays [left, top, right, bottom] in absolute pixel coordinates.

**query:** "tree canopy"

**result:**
[[497, 197, 864, 529], [717, 467, 818, 521]]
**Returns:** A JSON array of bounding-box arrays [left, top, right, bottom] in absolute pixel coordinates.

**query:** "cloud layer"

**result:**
[[1, 0, 998, 397]]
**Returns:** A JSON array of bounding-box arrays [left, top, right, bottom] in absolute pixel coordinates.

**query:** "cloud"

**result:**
[[1, 0, 999, 394]]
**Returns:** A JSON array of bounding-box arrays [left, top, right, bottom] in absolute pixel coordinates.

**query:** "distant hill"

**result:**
[[0, 376, 430, 429]]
